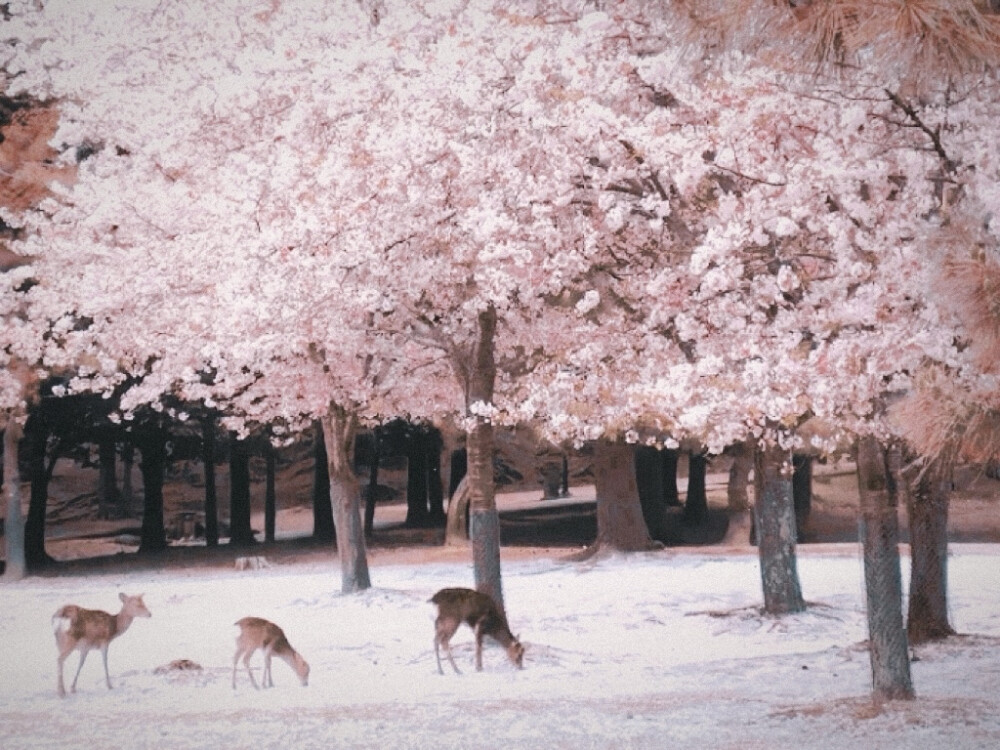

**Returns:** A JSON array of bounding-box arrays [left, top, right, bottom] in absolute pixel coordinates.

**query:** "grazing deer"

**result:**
[[430, 587, 524, 674], [232, 617, 310, 689], [52, 592, 152, 697]]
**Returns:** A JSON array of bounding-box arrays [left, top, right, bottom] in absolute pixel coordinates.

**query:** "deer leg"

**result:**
[[243, 651, 260, 690], [70, 648, 90, 692], [232, 648, 242, 689], [473, 619, 486, 672], [56, 648, 71, 697], [434, 617, 461, 675], [263, 650, 273, 688], [101, 644, 112, 689]]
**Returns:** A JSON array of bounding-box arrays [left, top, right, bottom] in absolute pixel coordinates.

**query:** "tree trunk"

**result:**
[[138, 427, 168, 553], [727, 440, 753, 512], [445, 474, 471, 546], [753, 445, 805, 614], [121, 440, 136, 516], [264, 442, 276, 543], [2, 422, 26, 580], [463, 306, 505, 612], [24, 413, 54, 569], [905, 453, 955, 644], [662, 448, 681, 506], [202, 417, 219, 547], [404, 426, 430, 527], [792, 454, 813, 541], [722, 440, 754, 546], [635, 446, 669, 541], [448, 447, 467, 498], [856, 435, 915, 702], [427, 427, 445, 523], [320, 404, 371, 593], [97, 434, 119, 519], [363, 432, 379, 539], [312, 423, 335, 542], [228, 435, 255, 547], [683, 451, 709, 525], [588, 440, 660, 555]]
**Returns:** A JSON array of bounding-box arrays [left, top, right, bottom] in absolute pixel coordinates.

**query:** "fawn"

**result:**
[[52, 592, 152, 697], [430, 587, 524, 674], [232, 616, 310, 689]]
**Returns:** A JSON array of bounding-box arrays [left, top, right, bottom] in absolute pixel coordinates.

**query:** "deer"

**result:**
[[430, 587, 524, 674], [52, 592, 152, 697], [232, 616, 310, 689]]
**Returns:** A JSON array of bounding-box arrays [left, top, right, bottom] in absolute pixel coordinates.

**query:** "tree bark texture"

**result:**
[[138, 427, 168, 553], [683, 451, 709, 525], [202, 417, 219, 547], [312, 423, 335, 542], [591, 440, 659, 554], [24, 413, 53, 569], [463, 306, 505, 613], [753, 445, 805, 614], [792, 454, 813, 541], [364, 434, 379, 538], [97, 435, 120, 519], [427, 427, 445, 522], [635, 446, 669, 541], [727, 440, 753, 512], [2, 422, 26, 580], [906, 454, 955, 644], [445, 474, 471, 546], [856, 435, 915, 701], [264, 442, 276, 543], [321, 404, 371, 594], [405, 426, 430, 527], [228, 436, 255, 547], [662, 448, 681, 506]]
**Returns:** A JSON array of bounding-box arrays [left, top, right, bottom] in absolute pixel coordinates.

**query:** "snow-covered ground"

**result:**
[[2, 544, 999, 749]]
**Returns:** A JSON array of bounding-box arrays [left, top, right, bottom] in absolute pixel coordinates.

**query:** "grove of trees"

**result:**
[[4, 0, 1000, 705]]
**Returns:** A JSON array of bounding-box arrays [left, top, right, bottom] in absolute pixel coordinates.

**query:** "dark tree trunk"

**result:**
[[727, 440, 753, 512], [588, 440, 660, 555], [723, 440, 754, 546], [264, 442, 276, 543], [2, 422, 26, 580], [97, 434, 120, 519], [635, 445, 669, 541], [363, 432, 380, 538], [312, 423, 335, 542], [792, 454, 813, 541], [856, 435, 915, 702], [24, 413, 54, 569], [448, 448, 467, 498], [228, 436, 255, 546], [906, 454, 955, 644], [445, 475, 471, 546], [321, 404, 371, 593], [753, 444, 805, 614], [683, 451, 709, 525], [405, 427, 430, 527], [121, 440, 136, 516], [561, 452, 569, 496], [427, 427, 445, 523], [464, 307, 505, 613], [662, 448, 681, 506], [137, 427, 168, 554], [202, 417, 219, 547]]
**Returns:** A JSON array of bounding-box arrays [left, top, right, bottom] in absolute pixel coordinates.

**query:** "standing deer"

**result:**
[[52, 592, 152, 697], [430, 587, 524, 674], [232, 616, 310, 689]]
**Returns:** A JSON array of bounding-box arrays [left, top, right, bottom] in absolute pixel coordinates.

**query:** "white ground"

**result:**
[[2, 543, 999, 750]]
